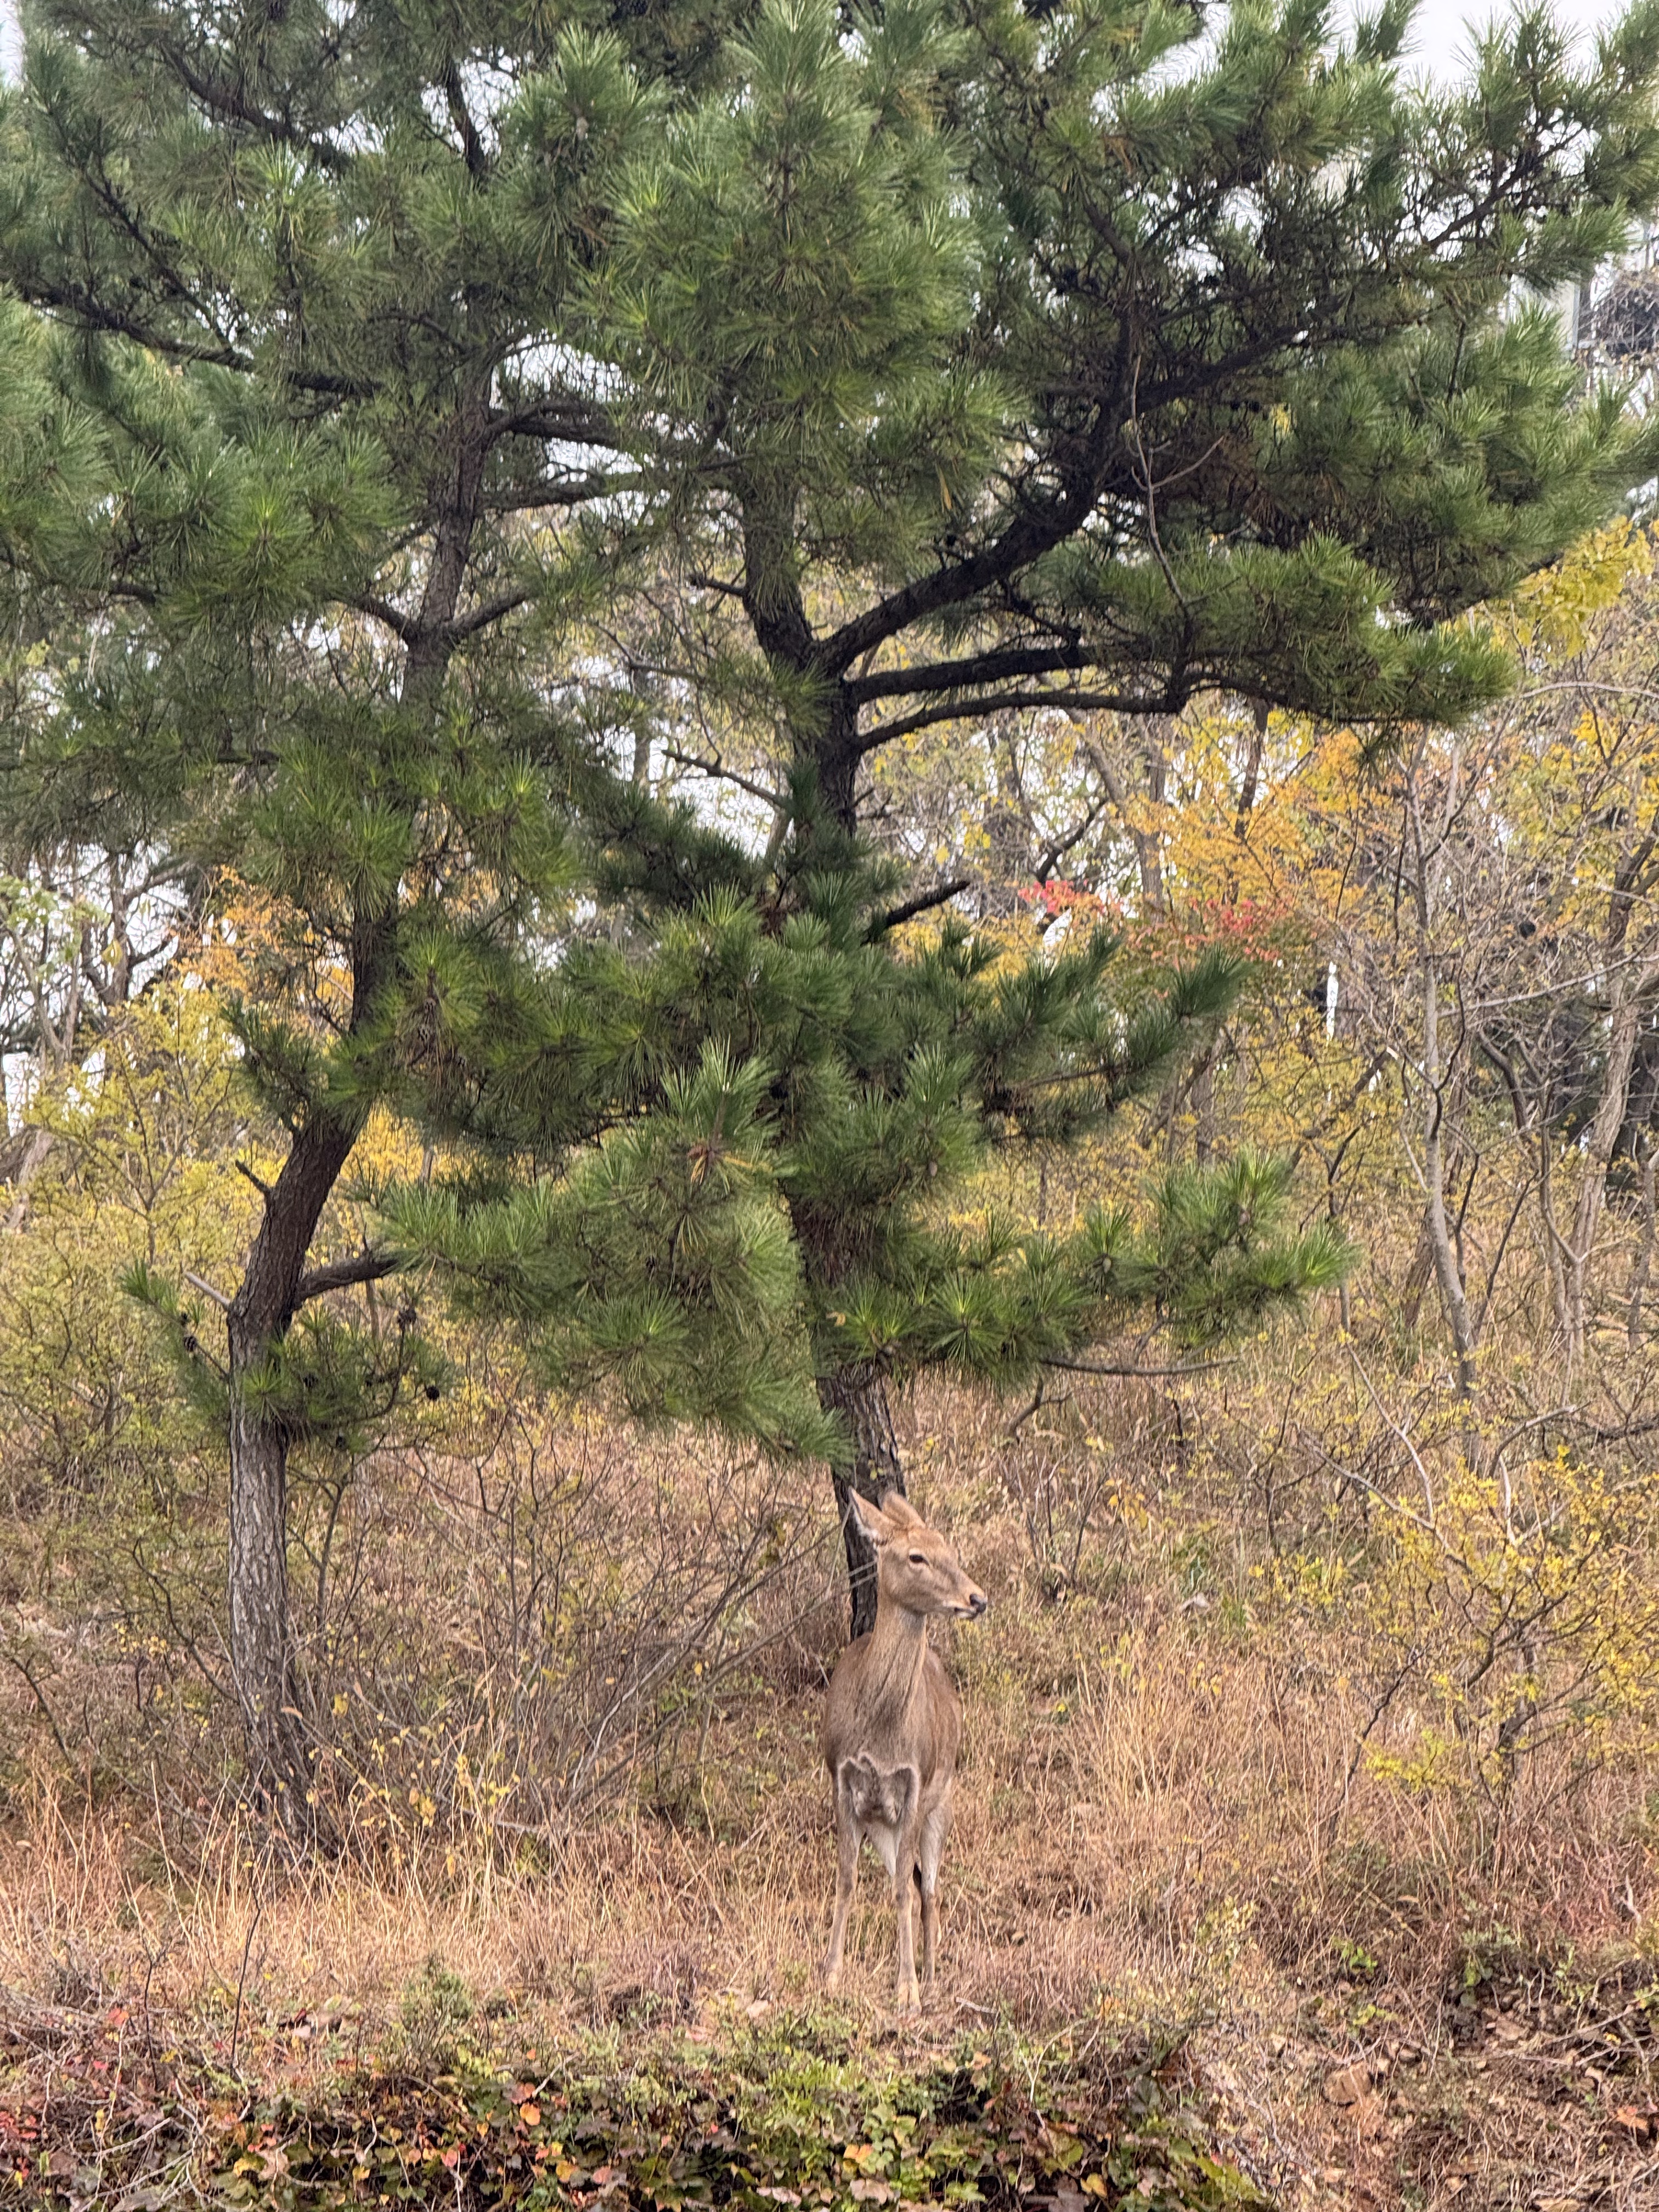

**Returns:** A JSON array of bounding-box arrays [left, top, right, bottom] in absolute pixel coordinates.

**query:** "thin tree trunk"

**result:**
[[1566, 974, 1649, 1358], [1408, 772, 1477, 1398], [1537, 1133, 1571, 1347], [1629, 1133, 1656, 1350], [1187, 1036, 1218, 1168], [3, 1125, 55, 1232], [1421, 960, 1477, 1397], [817, 1364, 905, 1640], [225, 1111, 360, 1835]]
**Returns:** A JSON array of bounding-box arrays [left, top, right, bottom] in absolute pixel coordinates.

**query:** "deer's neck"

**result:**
[[860, 1598, 930, 1737]]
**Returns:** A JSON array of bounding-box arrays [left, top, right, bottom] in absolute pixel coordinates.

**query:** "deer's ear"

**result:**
[[849, 1491, 893, 1545]]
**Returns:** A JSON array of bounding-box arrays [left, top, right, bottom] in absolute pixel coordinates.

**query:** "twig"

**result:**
[[230, 1900, 264, 2080], [1346, 1344, 1436, 1519], [3, 1650, 70, 1760], [1041, 1353, 1233, 1378], [659, 746, 785, 810], [184, 1270, 232, 1312]]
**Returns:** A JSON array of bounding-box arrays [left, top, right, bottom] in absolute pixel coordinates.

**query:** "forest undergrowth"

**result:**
[[4, 1353, 1658, 2211]]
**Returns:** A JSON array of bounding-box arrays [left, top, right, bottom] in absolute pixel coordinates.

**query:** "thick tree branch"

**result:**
[[492, 403, 623, 451], [821, 420, 1122, 678], [160, 43, 353, 171], [445, 588, 533, 645], [442, 63, 490, 180], [866, 876, 970, 939], [347, 592, 419, 643], [861, 684, 1183, 750], [847, 641, 1090, 709], [294, 1248, 400, 1307]]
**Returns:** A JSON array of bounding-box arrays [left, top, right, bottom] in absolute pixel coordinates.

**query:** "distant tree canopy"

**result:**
[[0, 0, 1657, 1814]]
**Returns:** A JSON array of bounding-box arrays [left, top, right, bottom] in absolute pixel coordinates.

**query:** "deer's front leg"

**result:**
[[822, 1772, 860, 1993]]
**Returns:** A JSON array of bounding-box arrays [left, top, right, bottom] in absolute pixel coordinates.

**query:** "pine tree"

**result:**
[[584, 0, 1659, 1566], [0, 0, 815, 1829], [395, 809, 1351, 1632]]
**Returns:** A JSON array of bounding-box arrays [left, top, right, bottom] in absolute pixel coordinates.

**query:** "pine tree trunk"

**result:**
[[225, 1386, 309, 1829], [225, 1110, 360, 1834], [817, 1364, 905, 1640]]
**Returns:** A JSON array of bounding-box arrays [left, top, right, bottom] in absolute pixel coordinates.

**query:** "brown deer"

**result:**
[[821, 1489, 988, 2010]]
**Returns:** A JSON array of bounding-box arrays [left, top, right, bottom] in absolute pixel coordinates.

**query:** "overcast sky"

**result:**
[[1391, 0, 1624, 76], [0, 1, 1637, 98]]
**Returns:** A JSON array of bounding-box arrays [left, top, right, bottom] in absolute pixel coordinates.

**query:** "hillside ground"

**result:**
[[3, 1364, 1657, 2210]]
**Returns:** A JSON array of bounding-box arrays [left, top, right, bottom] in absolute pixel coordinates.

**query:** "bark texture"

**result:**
[[226, 1111, 360, 1834], [817, 1364, 906, 1639]]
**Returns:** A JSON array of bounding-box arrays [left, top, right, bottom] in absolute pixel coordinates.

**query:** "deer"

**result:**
[[821, 1488, 989, 2011]]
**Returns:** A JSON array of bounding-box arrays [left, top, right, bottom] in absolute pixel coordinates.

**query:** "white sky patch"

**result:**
[[1338, 0, 1626, 78]]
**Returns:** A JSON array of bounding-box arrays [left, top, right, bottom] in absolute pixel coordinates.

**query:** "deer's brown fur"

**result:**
[[821, 1490, 988, 2010]]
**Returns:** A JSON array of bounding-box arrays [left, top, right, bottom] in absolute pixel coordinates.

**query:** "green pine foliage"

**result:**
[[0, 0, 815, 1464], [388, 822, 1353, 1421], [602, 0, 1659, 805]]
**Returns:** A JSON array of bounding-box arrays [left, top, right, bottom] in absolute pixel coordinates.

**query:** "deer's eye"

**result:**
[[908, 1551, 927, 1566]]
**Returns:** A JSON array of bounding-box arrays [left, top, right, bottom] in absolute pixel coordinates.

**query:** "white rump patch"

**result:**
[[837, 1756, 918, 1880]]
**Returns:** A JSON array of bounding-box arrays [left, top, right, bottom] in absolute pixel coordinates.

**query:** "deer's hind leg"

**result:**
[[822, 1771, 861, 1992], [917, 1796, 951, 1989]]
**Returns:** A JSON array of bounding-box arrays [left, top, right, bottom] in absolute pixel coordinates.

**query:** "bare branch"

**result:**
[[860, 685, 1181, 751], [866, 876, 969, 938], [294, 1248, 400, 1307], [445, 588, 533, 646], [234, 1159, 275, 1203], [659, 746, 787, 810]]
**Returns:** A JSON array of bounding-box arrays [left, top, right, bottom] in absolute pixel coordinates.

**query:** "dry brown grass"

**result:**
[[3, 1364, 1657, 2209]]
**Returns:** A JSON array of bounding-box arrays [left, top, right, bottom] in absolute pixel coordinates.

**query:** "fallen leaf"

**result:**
[[1323, 2065, 1371, 2106]]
